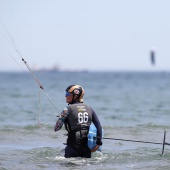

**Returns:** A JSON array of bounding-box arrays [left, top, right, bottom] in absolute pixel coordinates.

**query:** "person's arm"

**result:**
[[54, 107, 69, 131], [91, 108, 103, 152]]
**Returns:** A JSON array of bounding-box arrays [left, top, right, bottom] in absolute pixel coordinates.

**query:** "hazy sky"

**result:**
[[0, 0, 170, 72]]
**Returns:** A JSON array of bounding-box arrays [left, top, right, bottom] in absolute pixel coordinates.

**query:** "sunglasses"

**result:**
[[65, 91, 72, 97]]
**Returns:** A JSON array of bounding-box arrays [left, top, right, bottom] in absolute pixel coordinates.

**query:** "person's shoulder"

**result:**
[[83, 103, 94, 111]]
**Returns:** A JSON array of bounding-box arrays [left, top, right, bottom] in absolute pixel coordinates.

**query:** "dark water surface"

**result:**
[[0, 71, 170, 170]]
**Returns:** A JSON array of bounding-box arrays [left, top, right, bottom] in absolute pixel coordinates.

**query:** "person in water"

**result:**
[[54, 85, 102, 158]]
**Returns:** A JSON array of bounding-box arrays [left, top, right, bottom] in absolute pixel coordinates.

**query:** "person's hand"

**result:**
[[54, 124, 57, 131], [91, 145, 100, 152]]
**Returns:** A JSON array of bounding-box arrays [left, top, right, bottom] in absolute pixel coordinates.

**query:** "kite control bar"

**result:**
[[97, 130, 169, 155]]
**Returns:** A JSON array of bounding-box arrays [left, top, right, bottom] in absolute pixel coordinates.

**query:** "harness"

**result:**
[[63, 103, 92, 152], [65, 118, 89, 146]]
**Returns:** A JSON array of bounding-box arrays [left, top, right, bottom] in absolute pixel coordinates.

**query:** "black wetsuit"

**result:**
[[64, 103, 102, 158]]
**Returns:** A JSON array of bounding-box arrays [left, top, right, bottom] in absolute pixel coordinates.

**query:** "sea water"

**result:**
[[0, 71, 170, 170]]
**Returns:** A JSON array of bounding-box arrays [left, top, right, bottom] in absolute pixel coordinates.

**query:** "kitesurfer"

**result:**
[[54, 85, 102, 158]]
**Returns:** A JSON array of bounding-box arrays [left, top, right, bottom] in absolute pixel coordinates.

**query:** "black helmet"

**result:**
[[66, 85, 84, 103]]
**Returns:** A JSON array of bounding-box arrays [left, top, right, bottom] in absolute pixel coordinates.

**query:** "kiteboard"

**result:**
[[88, 123, 104, 151]]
